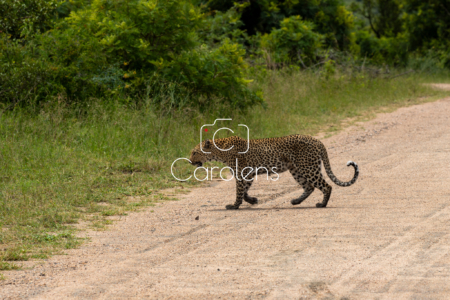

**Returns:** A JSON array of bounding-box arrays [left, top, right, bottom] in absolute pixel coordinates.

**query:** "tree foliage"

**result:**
[[351, 0, 402, 38], [204, 0, 354, 51], [0, 0, 263, 111], [402, 0, 450, 50], [0, 0, 59, 39], [1, 0, 449, 111], [68, 0, 202, 70], [260, 16, 323, 66], [350, 0, 450, 67]]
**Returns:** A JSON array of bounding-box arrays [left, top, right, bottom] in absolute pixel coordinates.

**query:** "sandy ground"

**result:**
[[2, 91, 450, 299]]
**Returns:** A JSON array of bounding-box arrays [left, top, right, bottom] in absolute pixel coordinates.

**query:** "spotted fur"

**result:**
[[189, 135, 359, 210]]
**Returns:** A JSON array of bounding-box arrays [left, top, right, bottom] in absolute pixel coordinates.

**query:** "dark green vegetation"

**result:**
[[1, 0, 449, 273]]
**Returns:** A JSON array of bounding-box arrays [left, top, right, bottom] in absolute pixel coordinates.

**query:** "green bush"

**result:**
[[0, 36, 59, 109], [149, 40, 263, 111], [402, 0, 450, 52], [402, 0, 450, 69], [0, 0, 263, 111], [0, 30, 119, 107], [204, 0, 355, 51], [197, 2, 249, 48], [35, 27, 119, 100], [349, 0, 403, 39], [260, 16, 323, 66], [3, 0, 448, 112], [0, 0, 59, 39], [350, 0, 450, 69], [65, 0, 263, 110], [354, 30, 408, 66], [67, 0, 203, 71]]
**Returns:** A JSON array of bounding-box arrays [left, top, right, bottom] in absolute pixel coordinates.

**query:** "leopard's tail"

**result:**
[[320, 144, 359, 187]]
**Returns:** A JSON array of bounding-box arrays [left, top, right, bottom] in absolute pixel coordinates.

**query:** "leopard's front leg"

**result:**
[[243, 177, 257, 205], [226, 179, 245, 210]]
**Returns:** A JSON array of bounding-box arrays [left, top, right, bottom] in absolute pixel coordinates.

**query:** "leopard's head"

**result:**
[[189, 139, 214, 167]]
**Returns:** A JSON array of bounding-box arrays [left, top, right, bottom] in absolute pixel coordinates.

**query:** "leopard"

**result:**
[[189, 134, 359, 210]]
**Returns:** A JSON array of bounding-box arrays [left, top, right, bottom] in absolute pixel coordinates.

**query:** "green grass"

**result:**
[[0, 69, 449, 271], [245, 70, 450, 137], [0, 261, 21, 271]]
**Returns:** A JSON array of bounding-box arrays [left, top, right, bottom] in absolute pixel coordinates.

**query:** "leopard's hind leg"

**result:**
[[291, 182, 314, 205], [289, 168, 315, 205], [311, 173, 332, 208]]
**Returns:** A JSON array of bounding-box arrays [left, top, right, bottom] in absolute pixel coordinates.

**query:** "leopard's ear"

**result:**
[[204, 139, 211, 149]]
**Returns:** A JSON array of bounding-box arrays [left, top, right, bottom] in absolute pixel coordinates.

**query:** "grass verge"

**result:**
[[0, 69, 449, 274]]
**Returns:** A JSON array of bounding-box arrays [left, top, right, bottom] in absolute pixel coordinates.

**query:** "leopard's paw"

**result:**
[[245, 197, 258, 205], [226, 204, 239, 210], [291, 199, 301, 205]]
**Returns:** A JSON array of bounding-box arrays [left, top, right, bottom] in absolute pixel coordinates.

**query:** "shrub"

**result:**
[[0, 29, 118, 107], [0, 0, 264, 111], [260, 16, 323, 66], [402, 0, 450, 52], [0, 36, 61, 109], [355, 30, 408, 66], [148, 40, 263, 111], [204, 0, 355, 51], [64, 0, 263, 110], [67, 0, 203, 71], [0, 0, 59, 39], [197, 2, 249, 48]]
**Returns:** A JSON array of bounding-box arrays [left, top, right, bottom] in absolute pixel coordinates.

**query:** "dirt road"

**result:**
[[2, 95, 450, 299]]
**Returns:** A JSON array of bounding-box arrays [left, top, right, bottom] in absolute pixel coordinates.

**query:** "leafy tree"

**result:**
[[402, 0, 450, 50], [149, 40, 263, 111], [203, 0, 354, 51], [197, 2, 249, 48], [376, 0, 402, 37], [67, 0, 203, 70], [350, 0, 402, 38], [260, 16, 323, 66], [0, 0, 59, 39], [354, 29, 408, 65], [0, 0, 264, 110]]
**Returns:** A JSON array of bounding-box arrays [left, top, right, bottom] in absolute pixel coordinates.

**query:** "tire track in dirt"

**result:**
[[142, 224, 211, 253], [330, 202, 450, 297]]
